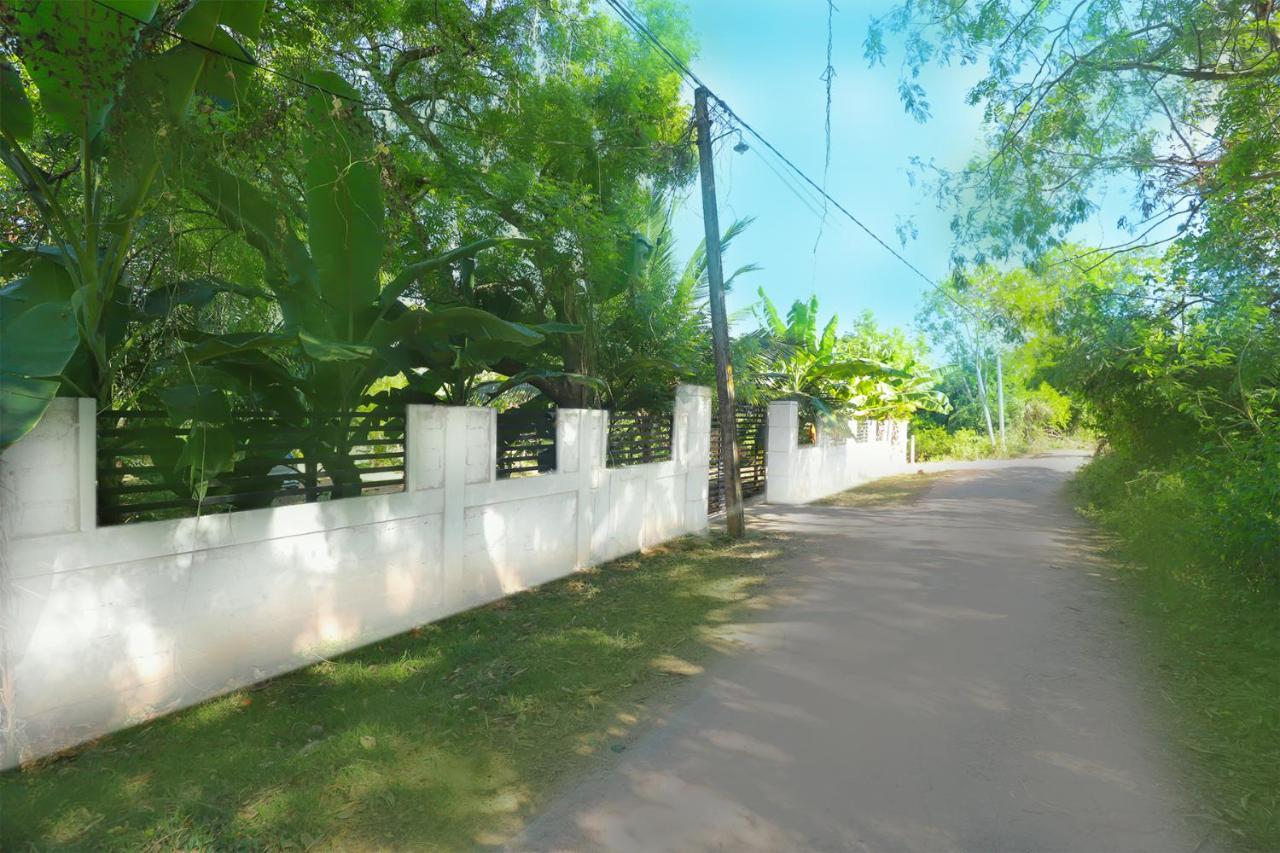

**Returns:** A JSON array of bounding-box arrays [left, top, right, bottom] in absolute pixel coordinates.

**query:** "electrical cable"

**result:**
[[600, 0, 978, 320], [815, 0, 836, 252], [89, 0, 677, 153], [94, 0, 976, 319]]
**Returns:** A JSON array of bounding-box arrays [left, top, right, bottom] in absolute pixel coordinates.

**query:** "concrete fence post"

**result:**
[[765, 400, 799, 504], [438, 406, 493, 582], [405, 404, 445, 493], [557, 409, 599, 568], [0, 398, 95, 541], [439, 407, 468, 582], [674, 384, 712, 533]]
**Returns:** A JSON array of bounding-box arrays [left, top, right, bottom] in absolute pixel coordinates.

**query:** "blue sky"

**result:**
[[662, 0, 1137, 338]]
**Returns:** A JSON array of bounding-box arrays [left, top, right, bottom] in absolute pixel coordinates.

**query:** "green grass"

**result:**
[[815, 470, 948, 508], [1073, 460, 1280, 851], [0, 533, 785, 851]]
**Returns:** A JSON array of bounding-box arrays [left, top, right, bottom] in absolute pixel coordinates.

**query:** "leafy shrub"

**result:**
[[912, 424, 994, 461], [1020, 382, 1073, 438], [910, 424, 951, 460], [1073, 446, 1280, 847], [1075, 439, 1280, 588]]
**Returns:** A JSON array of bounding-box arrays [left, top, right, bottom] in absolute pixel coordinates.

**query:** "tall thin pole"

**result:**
[[972, 334, 997, 449], [996, 349, 1007, 452], [694, 87, 745, 537]]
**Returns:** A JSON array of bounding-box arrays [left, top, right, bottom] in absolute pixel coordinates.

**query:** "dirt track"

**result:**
[[513, 454, 1204, 852]]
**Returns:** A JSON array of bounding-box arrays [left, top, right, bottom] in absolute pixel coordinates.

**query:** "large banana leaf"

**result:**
[[379, 237, 540, 310], [12, 0, 159, 137], [137, 277, 270, 319], [0, 378, 63, 449], [380, 306, 543, 348], [301, 70, 384, 341], [480, 368, 607, 401], [0, 62, 33, 142], [2, 0, 267, 453], [0, 260, 80, 450]]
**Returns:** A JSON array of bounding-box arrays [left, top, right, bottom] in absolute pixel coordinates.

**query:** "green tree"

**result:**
[[1, 0, 269, 447], [749, 289, 948, 423]]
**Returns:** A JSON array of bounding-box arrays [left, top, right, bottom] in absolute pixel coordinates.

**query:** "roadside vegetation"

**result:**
[[1074, 456, 1280, 849], [875, 2, 1280, 847], [0, 533, 782, 851]]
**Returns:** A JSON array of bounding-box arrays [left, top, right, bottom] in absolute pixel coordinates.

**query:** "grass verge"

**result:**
[[815, 469, 948, 508], [1073, 458, 1280, 851], [0, 533, 784, 851]]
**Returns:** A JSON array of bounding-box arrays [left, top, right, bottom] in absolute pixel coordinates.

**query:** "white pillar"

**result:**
[[557, 408, 605, 568], [0, 397, 95, 771], [674, 384, 712, 533], [405, 404, 446, 493], [438, 406, 493, 581], [0, 397, 95, 540], [766, 400, 799, 504]]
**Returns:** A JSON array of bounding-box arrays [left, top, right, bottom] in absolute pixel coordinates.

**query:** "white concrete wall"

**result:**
[[0, 385, 711, 768], [765, 401, 909, 505]]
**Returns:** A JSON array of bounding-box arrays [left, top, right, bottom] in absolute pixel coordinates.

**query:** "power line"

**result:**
[[748, 144, 825, 220], [95, 0, 976, 319], [601, 0, 977, 320], [90, 0, 678, 154], [601, 0, 708, 91], [815, 0, 836, 252], [91, 0, 387, 110]]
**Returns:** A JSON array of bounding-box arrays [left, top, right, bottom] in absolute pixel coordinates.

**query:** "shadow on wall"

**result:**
[[0, 531, 779, 850], [0, 387, 712, 770]]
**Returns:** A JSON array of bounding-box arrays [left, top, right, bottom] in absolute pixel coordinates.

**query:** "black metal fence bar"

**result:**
[[607, 410, 674, 468], [97, 410, 407, 525], [496, 409, 557, 479], [708, 403, 768, 515]]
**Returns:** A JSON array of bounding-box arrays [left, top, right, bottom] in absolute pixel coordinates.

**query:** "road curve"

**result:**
[[512, 454, 1204, 853]]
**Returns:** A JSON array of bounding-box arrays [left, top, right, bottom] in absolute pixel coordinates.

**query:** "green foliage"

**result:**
[[1, 0, 705, 500], [746, 289, 949, 422], [593, 200, 750, 409], [345, 0, 699, 408], [0, 61, 33, 141], [912, 425, 993, 461], [871, 0, 1280, 268], [1, 0, 268, 449], [1074, 451, 1280, 848], [12, 0, 159, 138], [1021, 382, 1072, 437], [1077, 441, 1280, 589]]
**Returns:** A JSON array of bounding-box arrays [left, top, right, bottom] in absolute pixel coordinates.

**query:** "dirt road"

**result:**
[[513, 454, 1204, 852]]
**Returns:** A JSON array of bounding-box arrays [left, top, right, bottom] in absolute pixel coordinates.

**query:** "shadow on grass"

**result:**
[[0, 533, 786, 851]]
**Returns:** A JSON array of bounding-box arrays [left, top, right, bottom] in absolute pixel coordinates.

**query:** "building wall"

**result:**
[[0, 386, 711, 768], [765, 400, 909, 505]]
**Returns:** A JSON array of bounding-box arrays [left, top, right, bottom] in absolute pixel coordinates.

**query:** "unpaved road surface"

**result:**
[[513, 454, 1205, 852]]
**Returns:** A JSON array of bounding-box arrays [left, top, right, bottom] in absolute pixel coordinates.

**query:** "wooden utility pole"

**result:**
[[694, 87, 745, 537]]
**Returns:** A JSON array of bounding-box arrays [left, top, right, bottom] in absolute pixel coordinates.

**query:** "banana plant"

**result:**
[[750, 289, 949, 423], [180, 70, 548, 495], [1, 3, 547, 502], [0, 0, 268, 449]]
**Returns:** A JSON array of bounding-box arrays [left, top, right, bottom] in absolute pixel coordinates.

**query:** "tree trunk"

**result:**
[[973, 344, 997, 449], [996, 349, 1007, 452]]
